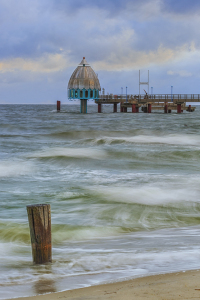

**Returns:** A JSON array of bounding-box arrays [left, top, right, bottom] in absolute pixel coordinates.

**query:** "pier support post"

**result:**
[[168, 109, 171, 113], [113, 103, 117, 113], [132, 104, 136, 113], [80, 99, 87, 113], [164, 104, 168, 113], [98, 103, 102, 113], [136, 106, 139, 113], [27, 204, 52, 264], [143, 106, 147, 113], [177, 103, 182, 114], [57, 100, 60, 111], [123, 107, 127, 112], [120, 103, 123, 112], [188, 105, 191, 112], [148, 103, 152, 113]]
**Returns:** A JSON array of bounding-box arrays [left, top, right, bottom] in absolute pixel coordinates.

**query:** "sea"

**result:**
[[1, 103, 200, 299]]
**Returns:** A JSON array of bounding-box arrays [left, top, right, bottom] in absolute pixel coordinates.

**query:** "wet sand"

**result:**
[[8, 269, 200, 300]]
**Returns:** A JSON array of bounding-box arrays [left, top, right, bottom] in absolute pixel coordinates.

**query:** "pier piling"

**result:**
[[123, 107, 127, 112], [27, 204, 52, 264], [57, 100, 60, 111], [164, 104, 168, 113], [98, 103, 102, 113], [132, 104, 136, 113], [177, 103, 182, 114], [148, 103, 152, 113], [113, 103, 117, 113], [143, 106, 147, 113]]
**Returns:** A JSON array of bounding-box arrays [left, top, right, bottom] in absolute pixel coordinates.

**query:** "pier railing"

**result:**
[[97, 94, 200, 102]]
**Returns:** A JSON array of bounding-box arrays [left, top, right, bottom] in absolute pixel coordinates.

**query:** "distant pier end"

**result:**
[[68, 57, 101, 113]]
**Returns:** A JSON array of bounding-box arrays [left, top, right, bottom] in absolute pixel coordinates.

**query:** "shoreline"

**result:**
[[7, 269, 200, 300]]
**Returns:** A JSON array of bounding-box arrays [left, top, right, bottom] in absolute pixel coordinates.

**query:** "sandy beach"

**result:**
[[8, 269, 200, 300]]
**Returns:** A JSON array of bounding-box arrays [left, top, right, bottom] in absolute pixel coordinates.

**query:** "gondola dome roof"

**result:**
[[68, 57, 101, 90]]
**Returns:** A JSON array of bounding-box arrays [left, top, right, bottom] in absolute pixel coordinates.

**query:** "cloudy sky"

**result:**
[[0, 0, 200, 103]]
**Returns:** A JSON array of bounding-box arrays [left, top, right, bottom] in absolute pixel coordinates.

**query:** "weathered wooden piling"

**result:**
[[143, 106, 147, 113], [177, 103, 182, 114], [148, 103, 152, 113], [113, 103, 117, 113], [132, 104, 136, 113], [27, 204, 52, 264], [57, 100, 60, 111], [98, 103, 102, 113], [164, 104, 168, 113], [123, 107, 127, 112]]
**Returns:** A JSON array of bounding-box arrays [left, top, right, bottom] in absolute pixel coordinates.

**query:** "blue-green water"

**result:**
[[1, 104, 200, 298]]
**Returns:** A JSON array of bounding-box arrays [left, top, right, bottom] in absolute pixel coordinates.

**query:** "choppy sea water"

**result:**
[[1, 103, 200, 298]]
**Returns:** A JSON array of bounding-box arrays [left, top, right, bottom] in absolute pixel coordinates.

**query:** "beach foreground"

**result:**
[[9, 270, 200, 300]]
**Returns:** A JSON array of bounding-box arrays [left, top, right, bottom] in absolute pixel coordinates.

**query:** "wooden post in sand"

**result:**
[[27, 204, 52, 264]]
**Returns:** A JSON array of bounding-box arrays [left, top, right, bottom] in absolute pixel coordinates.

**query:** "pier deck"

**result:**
[[95, 94, 199, 113]]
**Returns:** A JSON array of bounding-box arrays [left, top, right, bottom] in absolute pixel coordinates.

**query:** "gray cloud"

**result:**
[[51, 0, 136, 15], [162, 0, 200, 14], [1, 0, 199, 61], [1, 0, 200, 103]]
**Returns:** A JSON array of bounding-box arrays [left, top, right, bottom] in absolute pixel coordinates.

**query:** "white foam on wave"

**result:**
[[31, 147, 107, 160], [93, 185, 199, 206], [0, 161, 34, 177], [52, 226, 120, 243], [95, 134, 200, 147]]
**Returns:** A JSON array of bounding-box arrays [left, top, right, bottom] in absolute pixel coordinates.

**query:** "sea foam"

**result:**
[[93, 134, 200, 147], [0, 161, 34, 177], [29, 147, 107, 160]]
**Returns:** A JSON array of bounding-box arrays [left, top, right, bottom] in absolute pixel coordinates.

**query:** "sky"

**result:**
[[0, 0, 200, 104]]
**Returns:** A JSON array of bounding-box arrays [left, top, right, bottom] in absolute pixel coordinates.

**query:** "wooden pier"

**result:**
[[95, 94, 199, 113]]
